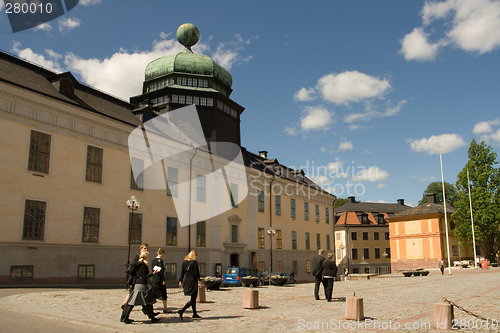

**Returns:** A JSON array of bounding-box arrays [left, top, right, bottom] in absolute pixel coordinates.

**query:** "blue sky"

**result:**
[[1, 0, 500, 207]]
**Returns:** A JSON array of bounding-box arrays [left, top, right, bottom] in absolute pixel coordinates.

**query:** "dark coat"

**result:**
[[312, 254, 325, 277], [150, 257, 165, 285], [179, 260, 200, 296], [322, 259, 338, 278], [131, 261, 153, 285]]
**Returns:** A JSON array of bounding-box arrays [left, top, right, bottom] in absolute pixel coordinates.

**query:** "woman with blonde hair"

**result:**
[[120, 251, 160, 324], [178, 250, 201, 320]]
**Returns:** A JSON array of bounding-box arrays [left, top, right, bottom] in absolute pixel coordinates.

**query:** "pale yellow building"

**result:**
[[0, 27, 335, 285]]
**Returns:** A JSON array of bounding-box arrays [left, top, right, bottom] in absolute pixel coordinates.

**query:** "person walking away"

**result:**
[[344, 268, 349, 281], [440, 260, 444, 275], [311, 249, 326, 300], [178, 250, 202, 320], [122, 243, 149, 309], [120, 251, 160, 324], [323, 253, 338, 302], [150, 248, 169, 313]]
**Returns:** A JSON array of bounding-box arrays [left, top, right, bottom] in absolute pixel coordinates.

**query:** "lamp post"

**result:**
[[126, 196, 140, 271], [339, 243, 345, 277], [267, 227, 275, 285]]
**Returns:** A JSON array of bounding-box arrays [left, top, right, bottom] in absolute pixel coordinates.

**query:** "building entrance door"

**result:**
[[230, 253, 239, 267]]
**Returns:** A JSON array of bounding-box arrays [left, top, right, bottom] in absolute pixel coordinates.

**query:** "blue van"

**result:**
[[222, 268, 258, 286]]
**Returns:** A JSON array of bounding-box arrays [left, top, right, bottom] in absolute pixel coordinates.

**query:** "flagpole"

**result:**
[[467, 168, 478, 269], [440, 148, 452, 275]]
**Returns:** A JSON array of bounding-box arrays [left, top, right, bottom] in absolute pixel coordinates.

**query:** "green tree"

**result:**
[[418, 181, 458, 206], [334, 197, 348, 208], [452, 139, 500, 262]]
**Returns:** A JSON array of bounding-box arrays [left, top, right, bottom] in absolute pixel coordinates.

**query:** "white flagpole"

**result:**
[[440, 148, 452, 275], [467, 168, 478, 269]]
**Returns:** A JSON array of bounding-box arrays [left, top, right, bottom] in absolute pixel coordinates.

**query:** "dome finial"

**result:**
[[177, 23, 200, 53]]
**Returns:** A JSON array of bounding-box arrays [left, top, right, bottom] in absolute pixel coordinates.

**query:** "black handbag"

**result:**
[[144, 279, 161, 304]]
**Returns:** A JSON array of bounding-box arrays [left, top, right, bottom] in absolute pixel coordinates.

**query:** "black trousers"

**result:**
[[314, 275, 326, 299], [121, 303, 155, 321], [324, 278, 334, 301], [180, 289, 198, 315]]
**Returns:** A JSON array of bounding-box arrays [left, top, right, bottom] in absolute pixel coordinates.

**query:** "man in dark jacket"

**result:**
[[311, 249, 326, 300], [323, 253, 338, 302]]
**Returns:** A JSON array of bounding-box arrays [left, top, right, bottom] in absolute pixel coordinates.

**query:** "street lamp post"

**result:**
[[267, 227, 275, 286], [126, 196, 140, 285]]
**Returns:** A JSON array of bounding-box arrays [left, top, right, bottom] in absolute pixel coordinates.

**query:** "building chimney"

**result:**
[[348, 196, 356, 203], [397, 199, 404, 206], [258, 150, 268, 159], [426, 193, 437, 204]]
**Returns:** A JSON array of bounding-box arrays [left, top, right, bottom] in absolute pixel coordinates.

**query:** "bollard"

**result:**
[[242, 288, 259, 309], [434, 302, 453, 330], [345, 294, 364, 321], [197, 285, 206, 303]]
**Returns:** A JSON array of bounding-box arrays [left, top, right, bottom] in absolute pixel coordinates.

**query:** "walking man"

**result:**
[[312, 249, 326, 300]]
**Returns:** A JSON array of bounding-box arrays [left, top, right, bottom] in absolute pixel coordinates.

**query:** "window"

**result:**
[[306, 260, 311, 273], [28, 130, 51, 173], [82, 207, 100, 243], [361, 214, 368, 224], [385, 247, 391, 258], [130, 157, 144, 190], [291, 198, 296, 218], [199, 263, 206, 277], [336, 232, 341, 240], [165, 263, 177, 280], [277, 261, 283, 272], [128, 212, 142, 245], [378, 215, 385, 224], [231, 225, 238, 243], [452, 245, 458, 256], [365, 268, 370, 274], [305, 232, 310, 250], [276, 229, 282, 249], [363, 232, 369, 241], [375, 248, 381, 259], [351, 231, 357, 241], [353, 268, 359, 274], [10, 265, 33, 279], [292, 231, 297, 250], [197, 175, 206, 202], [316, 233, 321, 250], [196, 221, 206, 247], [374, 232, 380, 241], [86, 145, 103, 183], [78, 265, 95, 279], [292, 261, 298, 275], [326, 234, 331, 251], [352, 248, 358, 260], [258, 261, 265, 273], [385, 232, 390, 240], [336, 248, 342, 260], [167, 167, 178, 197], [304, 202, 309, 220], [258, 228, 265, 249], [315, 205, 320, 222], [275, 195, 281, 216], [325, 207, 330, 224], [258, 190, 264, 212], [230, 183, 238, 208], [23, 199, 46, 240], [166, 217, 177, 246], [363, 248, 370, 260]]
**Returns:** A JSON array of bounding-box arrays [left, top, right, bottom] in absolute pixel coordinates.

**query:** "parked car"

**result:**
[[222, 268, 259, 287]]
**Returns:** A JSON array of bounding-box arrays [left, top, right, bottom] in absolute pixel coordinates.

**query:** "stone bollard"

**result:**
[[434, 302, 454, 330], [242, 288, 259, 309], [197, 285, 206, 303], [345, 294, 364, 321]]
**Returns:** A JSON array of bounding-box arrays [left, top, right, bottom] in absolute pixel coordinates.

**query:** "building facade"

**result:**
[[0, 24, 335, 285], [334, 196, 410, 277], [386, 193, 475, 272]]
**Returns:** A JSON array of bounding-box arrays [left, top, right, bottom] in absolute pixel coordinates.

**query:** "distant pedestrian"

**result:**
[[178, 250, 202, 320], [323, 253, 338, 302], [150, 248, 169, 313], [312, 249, 326, 300], [440, 260, 444, 275], [344, 268, 349, 281]]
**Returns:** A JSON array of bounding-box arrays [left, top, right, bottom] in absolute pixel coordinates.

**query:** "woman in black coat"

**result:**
[[178, 250, 201, 320], [322, 253, 338, 302], [120, 251, 160, 324], [150, 248, 169, 313]]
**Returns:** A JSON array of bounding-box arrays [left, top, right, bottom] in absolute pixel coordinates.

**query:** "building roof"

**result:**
[[0, 50, 140, 127], [335, 211, 390, 226], [335, 197, 410, 215], [392, 202, 456, 217]]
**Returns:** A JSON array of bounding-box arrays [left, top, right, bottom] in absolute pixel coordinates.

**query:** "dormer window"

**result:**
[[361, 214, 369, 224], [377, 214, 385, 225]]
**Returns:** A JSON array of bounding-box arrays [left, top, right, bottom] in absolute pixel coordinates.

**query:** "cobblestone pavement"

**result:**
[[1, 267, 499, 332]]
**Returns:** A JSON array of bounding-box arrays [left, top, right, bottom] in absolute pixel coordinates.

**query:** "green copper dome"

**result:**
[[144, 24, 232, 88]]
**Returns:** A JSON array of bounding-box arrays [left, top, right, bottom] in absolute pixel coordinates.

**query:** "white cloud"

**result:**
[[284, 126, 298, 136], [480, 129, 500, 146], [211, 34, 255, 70], [338, 138, 353, 152], [383, 99, 408, 117], [316, 71, 391, 105], [376, 184, 388, 188], [11, 42, 63, 72], [300, 106, 333, 131], [294, 87, 316, 102], [399, 27, 441, 62], [419, 176, 437, 182], [408, 133, 467, 155], [352, 166, 389, 182], [59, 17, 81, 33], [80, 0, 102, 5], [473, 119, 500, 134], [34, 23, 52, 32]]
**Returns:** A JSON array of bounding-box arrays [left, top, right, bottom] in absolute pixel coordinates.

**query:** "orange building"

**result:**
[[386, 194, 474, 272]]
